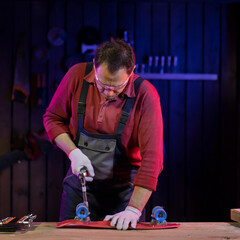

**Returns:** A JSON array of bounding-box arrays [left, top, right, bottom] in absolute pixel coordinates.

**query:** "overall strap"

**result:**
[[115, 77, 144, 135], [75, 62, 93, 145]]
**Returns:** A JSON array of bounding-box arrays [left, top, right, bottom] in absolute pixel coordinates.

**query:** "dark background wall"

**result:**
[[0, 0, 239, 222]]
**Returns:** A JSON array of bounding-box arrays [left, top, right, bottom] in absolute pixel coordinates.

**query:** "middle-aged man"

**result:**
[[43, 39, 163, 230]]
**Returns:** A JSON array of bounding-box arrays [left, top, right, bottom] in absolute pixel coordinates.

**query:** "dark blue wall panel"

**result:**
[[0, 0, 239, 222]]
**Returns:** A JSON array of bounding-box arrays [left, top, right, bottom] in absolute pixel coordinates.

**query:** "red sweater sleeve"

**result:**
[[43, 63, 86, 143], [132, 81, 163, 191]]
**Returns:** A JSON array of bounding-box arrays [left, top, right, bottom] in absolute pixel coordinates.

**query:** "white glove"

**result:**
[[104, 206, 141, 230], [68, 148, 95, 182]]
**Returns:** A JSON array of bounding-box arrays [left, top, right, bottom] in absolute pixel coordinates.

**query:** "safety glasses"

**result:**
[[94, 66, 135, 93]]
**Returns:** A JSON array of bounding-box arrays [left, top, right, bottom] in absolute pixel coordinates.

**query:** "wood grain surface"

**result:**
[[0, 222, 239, 240], [231, 209, 240, 223]]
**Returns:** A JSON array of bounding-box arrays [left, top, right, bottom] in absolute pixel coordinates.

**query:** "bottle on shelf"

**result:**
[[152, 56, 159, 73], [160, 56, 165, 74], [172, 56, 178, 73], [123, 30, 134, 48], [145, 56, 153, 73], [166, 56, 172, 73], [139, 63, 145, 73]]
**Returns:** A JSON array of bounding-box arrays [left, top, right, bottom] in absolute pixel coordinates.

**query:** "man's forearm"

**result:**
[[54, 133, 77, 156], [128, 186, 152, 211]]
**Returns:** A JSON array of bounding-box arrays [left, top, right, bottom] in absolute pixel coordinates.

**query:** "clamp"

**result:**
[[0, 214, 37, 232]]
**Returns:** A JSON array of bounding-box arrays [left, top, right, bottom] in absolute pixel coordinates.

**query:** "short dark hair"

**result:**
[[94, 39, 136, 74]]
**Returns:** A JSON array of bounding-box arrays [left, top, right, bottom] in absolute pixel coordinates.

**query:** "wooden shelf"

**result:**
[[138, 73, 218, 81]]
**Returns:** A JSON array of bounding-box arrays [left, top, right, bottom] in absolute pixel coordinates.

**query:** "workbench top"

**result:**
[[0, 222, 239, 240]]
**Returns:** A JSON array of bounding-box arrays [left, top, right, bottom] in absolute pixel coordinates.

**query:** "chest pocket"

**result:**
[[78, 132, 116, 180]]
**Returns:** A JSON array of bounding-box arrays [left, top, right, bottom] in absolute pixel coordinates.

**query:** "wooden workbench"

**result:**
[[0, 222, 239, 240]]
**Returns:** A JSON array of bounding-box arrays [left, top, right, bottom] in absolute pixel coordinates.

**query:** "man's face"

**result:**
[[94, 62, 131, 99]]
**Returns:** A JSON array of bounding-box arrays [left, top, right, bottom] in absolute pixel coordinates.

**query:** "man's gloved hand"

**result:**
[[104, 206, 141, 230], [68, 148, 95, 181]]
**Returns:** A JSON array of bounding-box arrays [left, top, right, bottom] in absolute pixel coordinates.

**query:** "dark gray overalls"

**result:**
[[59, 63, 143, 221]]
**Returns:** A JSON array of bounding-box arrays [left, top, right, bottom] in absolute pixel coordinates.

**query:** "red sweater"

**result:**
[[43, 63, 163, 191]]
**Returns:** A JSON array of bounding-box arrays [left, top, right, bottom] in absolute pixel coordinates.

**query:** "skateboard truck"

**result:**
[[75, 167, 90, 222], [150, 206, 167, 225]]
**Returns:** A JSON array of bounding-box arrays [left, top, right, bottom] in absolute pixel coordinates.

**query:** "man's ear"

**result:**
[[127, 65, 135, 75]]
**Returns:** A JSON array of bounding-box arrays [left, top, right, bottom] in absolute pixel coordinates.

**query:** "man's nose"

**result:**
[[104, 88, 115, 98]]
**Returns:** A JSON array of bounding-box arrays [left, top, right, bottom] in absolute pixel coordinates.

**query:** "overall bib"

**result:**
[[59, 63, 143, 221]]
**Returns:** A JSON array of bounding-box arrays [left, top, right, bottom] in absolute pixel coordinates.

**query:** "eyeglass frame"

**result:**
[[94, 66, 135, 93]]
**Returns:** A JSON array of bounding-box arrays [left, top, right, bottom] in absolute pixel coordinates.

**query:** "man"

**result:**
[[43, 39, 163, 230]]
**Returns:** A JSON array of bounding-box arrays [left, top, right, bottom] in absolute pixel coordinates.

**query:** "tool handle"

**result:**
[[78, 167, 88, 185], [80, 167, 88, 177], [78, 167, 89, 208]]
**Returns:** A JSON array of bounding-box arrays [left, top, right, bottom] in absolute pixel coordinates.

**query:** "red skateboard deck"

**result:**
[[56, 220, 180, 230]]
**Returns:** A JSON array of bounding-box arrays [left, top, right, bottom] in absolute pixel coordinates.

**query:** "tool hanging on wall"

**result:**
[[0, 130, 54, 171], [47, 27, 66, 46], [12, 35, 29, 103], [78, 26, 100, 62], [116, 28, 134, 47], [36, 73, 46, 108], [30, 74, 46, 109], [32, 46, 49, 64]]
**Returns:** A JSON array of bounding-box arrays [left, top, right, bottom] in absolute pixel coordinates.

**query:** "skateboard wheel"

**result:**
[[152, 206, 167, 222], [76, 203, 89, 219]]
